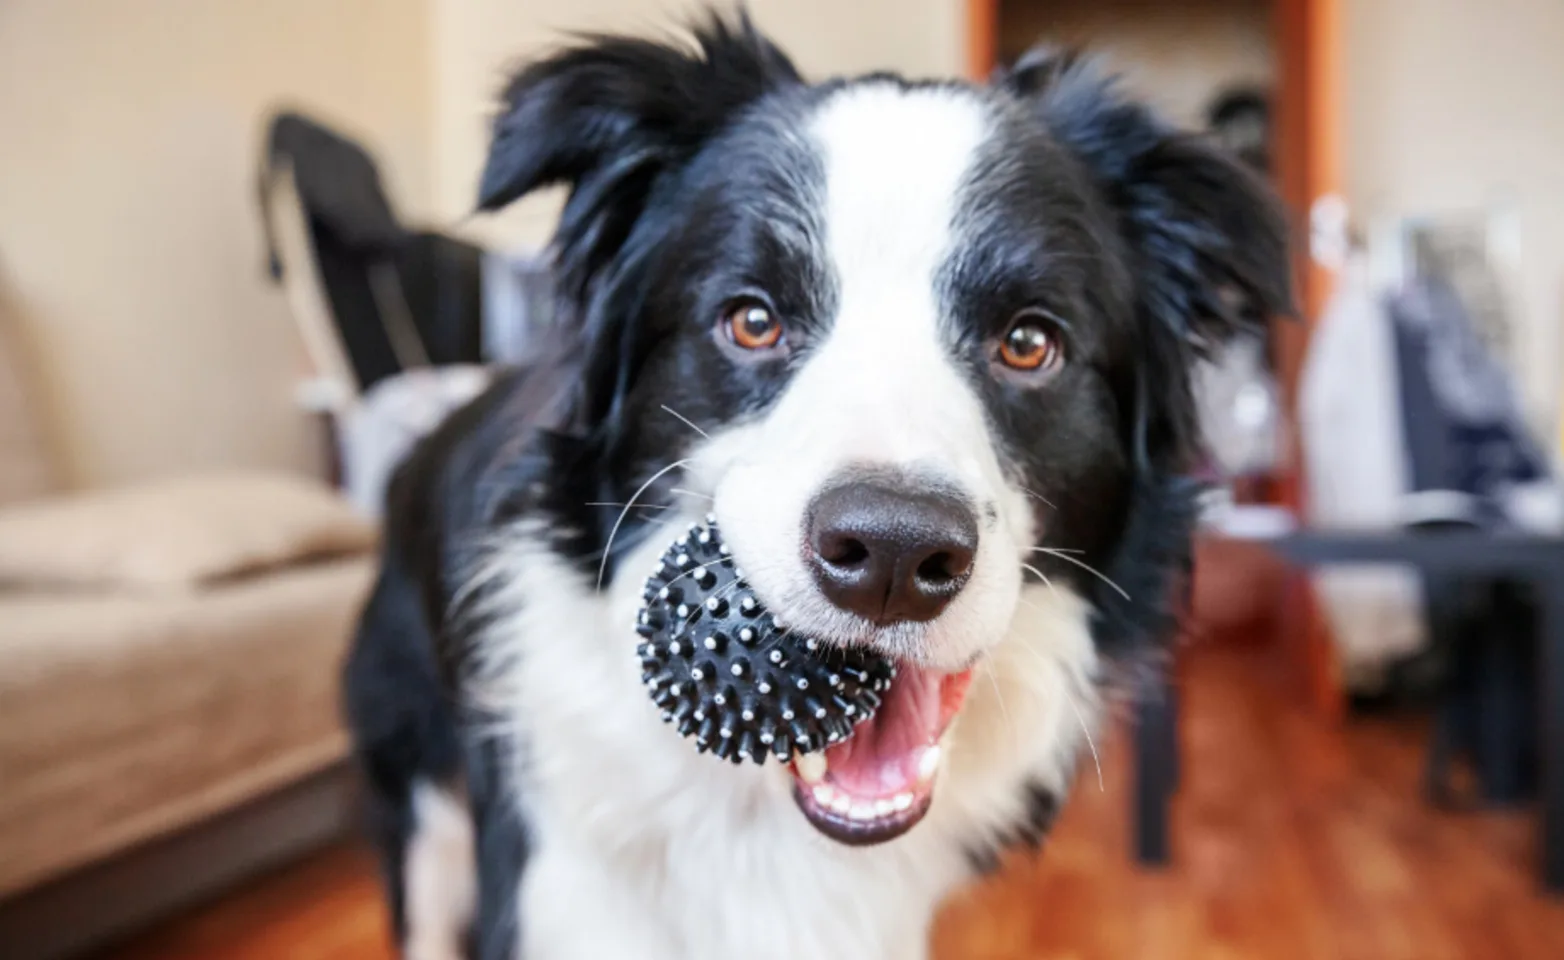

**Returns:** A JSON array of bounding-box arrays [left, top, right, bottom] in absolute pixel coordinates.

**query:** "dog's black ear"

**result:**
[[478, 13, 800, 299], [999, 49, 1295, 465], [999, 47, 1294, 351]]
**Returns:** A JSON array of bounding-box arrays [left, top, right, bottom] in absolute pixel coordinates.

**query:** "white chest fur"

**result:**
[[466, 521, 1099, 960]]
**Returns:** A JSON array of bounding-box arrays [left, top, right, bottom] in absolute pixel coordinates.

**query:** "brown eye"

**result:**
[[999, 316, 1064, 373], [725, 302, 784, 350]]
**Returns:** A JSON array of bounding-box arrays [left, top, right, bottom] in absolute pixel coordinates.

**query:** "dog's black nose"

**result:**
[[805, 479, 978, 624]]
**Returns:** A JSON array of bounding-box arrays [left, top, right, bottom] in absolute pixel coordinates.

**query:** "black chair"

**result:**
[[257, 110, 485, 398]]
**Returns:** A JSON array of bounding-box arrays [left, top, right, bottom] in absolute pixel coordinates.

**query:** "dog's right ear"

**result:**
[[477, 14, 800, 297], [997, 48, 1294, 470]]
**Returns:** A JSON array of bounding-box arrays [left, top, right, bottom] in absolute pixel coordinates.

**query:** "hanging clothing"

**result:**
[[1193, 331, 1284, 481], [1299, 256, 1426, 683], [1386, 275, 1548, 527], [258, 111, 486, 391], [337, 366, 494, 518], [481, 251, 558, 366]]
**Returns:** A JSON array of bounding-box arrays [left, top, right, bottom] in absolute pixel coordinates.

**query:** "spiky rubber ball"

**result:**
[[637, 516, 895, 765]]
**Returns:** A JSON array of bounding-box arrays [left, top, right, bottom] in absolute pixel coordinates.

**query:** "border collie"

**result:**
[[343, 14, 1290, 960]]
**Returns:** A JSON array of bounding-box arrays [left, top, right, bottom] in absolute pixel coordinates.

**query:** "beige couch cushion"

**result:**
[[0, 472, 376, 591], [0, 556, 375, 896]]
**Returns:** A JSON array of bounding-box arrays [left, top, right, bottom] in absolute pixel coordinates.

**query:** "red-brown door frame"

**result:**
[[966, 0, 1345, 720], [1273, 0, 1345, 722], [967, 0, 999, 80]]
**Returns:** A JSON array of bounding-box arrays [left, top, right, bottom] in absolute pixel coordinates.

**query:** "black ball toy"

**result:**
[[637, 516, 895, 766]]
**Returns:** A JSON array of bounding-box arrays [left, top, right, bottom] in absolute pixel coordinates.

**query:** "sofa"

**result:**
[[0, 313, 377, 957]]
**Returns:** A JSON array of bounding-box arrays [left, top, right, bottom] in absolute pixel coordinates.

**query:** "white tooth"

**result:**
[[917, 746, 943, 784], [812, 784, 834, 806], [795, 751, 827, 785], [830, 793, 852, 814], [875, 799, 894, 817], [893, 792, 914, 812], [849, 803, 875, 821]]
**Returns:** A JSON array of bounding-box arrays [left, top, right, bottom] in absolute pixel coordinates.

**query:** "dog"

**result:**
[[342, 14, 1291, 960]]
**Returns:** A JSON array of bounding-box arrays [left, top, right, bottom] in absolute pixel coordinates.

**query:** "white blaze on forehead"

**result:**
[[799, 82, 992, 466], [811, 82, 989, 327]]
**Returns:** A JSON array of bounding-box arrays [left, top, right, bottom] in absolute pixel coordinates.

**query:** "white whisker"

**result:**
[[982, 657, 1015, 750], [660, 404, 712, 440], [1067, 692, 1105, 793], [757, 623, 796, 659], [585, 501, 671, 510], [669, 487, 715, 503], [597, 458, 693, 591], [1018, 485, 1058, 510], [1018, 562, 1064, 600], [1029, 548, 1131, 601], [583, 514, 684, 563]]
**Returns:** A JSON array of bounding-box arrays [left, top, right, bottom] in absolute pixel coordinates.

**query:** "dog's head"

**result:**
[[480, 16, 1290, 845]]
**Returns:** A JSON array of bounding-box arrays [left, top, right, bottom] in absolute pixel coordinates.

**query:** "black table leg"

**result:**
[[1541, 570, 1564, 893], [1133, 669, 1176, 866]]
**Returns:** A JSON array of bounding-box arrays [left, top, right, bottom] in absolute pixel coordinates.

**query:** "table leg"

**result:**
[[1133, 669, 1175, 866], [1542, 572, 1564, 893]]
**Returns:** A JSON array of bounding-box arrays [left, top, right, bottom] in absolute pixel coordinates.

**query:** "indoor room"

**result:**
[[2, 1, 1562, 958]]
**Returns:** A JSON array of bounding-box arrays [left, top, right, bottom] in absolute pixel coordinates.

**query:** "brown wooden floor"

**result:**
[[106, 644, 1564, 959]]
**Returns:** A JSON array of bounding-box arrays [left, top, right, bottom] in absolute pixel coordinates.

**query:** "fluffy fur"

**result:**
[[341, 14, 1290, 960]]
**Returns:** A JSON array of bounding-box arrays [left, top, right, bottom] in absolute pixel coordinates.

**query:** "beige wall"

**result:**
[[13, 0, 1554, 486], [997, 0, 1274, 128], [1344, 0, 1564, 432], [0, 0, 959, 488], [0, 0, 432, 488], [432, 0, 966, 250]]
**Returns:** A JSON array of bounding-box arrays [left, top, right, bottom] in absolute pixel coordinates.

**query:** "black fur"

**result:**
[[966, 781, 1061, 874], [991, 48, 1292, 655], [341, 14, 1291, 958]]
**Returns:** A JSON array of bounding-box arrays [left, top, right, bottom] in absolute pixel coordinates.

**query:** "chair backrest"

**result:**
[[260, 160, 363, 413], [258, 111, 432, 402]]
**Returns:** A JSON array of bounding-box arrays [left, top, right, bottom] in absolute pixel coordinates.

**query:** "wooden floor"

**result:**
[[107, 644, 1564, 960]]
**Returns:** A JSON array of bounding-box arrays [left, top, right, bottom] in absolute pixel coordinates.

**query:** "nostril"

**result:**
[[818, 535, 870, 569], [916, 551, 957, 584], [914, 547, 975, 589]]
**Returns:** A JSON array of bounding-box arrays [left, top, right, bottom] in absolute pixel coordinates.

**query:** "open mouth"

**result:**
[[788, 662, 973, 845]]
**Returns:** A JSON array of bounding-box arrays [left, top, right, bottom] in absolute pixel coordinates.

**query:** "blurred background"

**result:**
[[2, 1, 1563, 958]]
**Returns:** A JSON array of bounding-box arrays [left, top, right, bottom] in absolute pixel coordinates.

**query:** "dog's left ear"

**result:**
[[475, 13, 801, 435], [998, 49, 1295, 466], [477, 13, 800, 302]]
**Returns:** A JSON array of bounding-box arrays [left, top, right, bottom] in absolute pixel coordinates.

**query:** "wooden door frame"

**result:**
[[1273, 0, 1345, 722], [966, 0, 999, 80], [965, 0, 1346, 721]]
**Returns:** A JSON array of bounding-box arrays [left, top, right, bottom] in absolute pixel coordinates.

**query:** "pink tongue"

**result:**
[[823, 665, 949, 797]]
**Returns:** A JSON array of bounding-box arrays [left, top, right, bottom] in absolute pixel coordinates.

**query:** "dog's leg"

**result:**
[[403, 780, 477, 960]]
